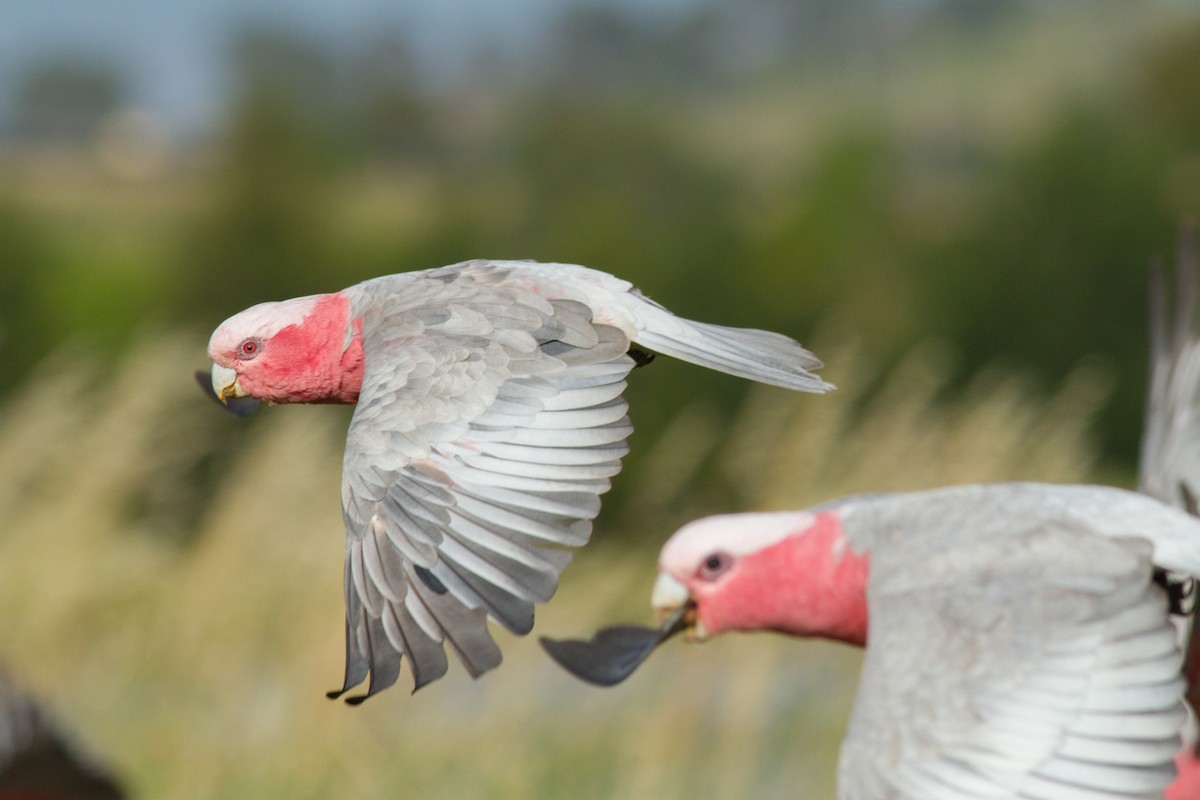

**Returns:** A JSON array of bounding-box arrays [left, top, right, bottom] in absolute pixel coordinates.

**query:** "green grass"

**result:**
[[0, 332, 1107, 798]]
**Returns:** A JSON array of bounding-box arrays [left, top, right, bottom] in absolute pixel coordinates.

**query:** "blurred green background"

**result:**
[[1, 0, 1199, 797]]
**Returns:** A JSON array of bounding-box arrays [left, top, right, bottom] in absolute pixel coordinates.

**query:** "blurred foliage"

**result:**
[[13, 57, 125, 143], [0, 334, 1102, 799], [3, 0, 1200, 474], [0, 4, 1194, 795], [1136, 23, 1200, 149], [344, 35, 436, 162], [913, 109, 1176, 459], [0, 198, 50, 373], [173, 30, 347, 314]]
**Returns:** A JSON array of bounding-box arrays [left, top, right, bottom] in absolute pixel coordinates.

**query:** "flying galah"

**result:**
[[644, 487, 1200, 799], [542, 236, 1200, 798], [206, 260, 833, 702]]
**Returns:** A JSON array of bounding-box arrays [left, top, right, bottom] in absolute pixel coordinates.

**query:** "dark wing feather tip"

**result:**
[[415, 565, 448, 595], [539, 625, 665, 687]]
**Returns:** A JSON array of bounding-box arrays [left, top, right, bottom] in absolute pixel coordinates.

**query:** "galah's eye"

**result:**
[[697, 551, 732, 581], [238, 338, 262, 359]]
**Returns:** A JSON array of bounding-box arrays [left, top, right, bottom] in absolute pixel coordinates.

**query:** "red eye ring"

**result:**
[[238, 339, 261, 359], [697, 551, 732, 581]]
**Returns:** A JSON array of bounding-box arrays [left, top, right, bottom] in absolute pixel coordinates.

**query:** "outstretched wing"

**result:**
[[1139, 228, 1200, 751], [1140, 226, 1200, 512], [839, 521, 1185, 800], [331, 273, 636, 701]]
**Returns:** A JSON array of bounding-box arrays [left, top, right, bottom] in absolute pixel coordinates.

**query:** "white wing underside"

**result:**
[[330, 260, 832, 699], [333, 274, 636, 699], [839, 521, 1186, 800]]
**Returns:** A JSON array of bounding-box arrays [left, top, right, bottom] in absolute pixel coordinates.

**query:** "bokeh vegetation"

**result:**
[[0, 333, 1103, 799], [3, 1, 1199, 470], [2, 0, 1200, 796]]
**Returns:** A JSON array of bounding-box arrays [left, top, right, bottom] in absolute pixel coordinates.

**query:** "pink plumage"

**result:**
[[658, 510, 868, 644], [209, 293, 364, 404], [1168, 747, 1200, 800]]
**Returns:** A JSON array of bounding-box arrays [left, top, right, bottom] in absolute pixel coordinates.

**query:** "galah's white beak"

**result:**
[[210, 363, 244, 404], [197, 365, 259, 419], [651, 572, 706, 641]]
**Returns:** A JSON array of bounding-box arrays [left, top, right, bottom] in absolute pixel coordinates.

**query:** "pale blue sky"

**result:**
[[0, 0, 697, 133]]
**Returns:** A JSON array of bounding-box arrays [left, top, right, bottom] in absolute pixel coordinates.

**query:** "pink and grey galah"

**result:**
[[543, 238, 1200, 799], [648, 487, 1199, 799], [205, 259, 833, 702]]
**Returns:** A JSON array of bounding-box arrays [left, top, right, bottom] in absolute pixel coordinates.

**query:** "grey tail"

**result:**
[[634, 318, 834, 393]]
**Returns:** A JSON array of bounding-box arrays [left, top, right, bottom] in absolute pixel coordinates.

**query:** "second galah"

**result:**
[[646, 487, 1199, 799], [206, 259, 832, 701], [543, 236, 1200, 798]]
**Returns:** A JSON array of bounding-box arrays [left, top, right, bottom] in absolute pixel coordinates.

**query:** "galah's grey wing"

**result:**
[[839, 521, 1185, 800], [331, 279, 636, 701], [1140, 226, 1200, 512], [0, 670, 124, 800]]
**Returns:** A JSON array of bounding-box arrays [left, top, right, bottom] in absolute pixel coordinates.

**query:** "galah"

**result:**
[[0, 669, 124, 800], [206, 259, 833, 701], [542, 236, 1200, 799], [645, 487, 1200, 799]]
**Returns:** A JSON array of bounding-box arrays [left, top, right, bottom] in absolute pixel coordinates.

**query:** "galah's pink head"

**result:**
[[653, 510, 870, 646], [207, 292, 365, 405]]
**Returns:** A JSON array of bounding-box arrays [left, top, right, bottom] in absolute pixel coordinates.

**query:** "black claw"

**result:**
[[193, 370, 260, 418], [628, 347, 657, 368], [344, 694, 369, 706], [325, 689, 347, 700]]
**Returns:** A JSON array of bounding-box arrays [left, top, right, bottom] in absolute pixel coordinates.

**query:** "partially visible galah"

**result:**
[[0, 669, 124, 800], [542, 234, 1200, 798], [206, 259, 832, 701], [1143, 231, 1200, 799], [646, 488, 1200, 799]]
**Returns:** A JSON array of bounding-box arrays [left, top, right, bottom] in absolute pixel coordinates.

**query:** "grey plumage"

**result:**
[[329, 260, 831, 700], [1140, 227, 1200, 753], [834, 484, 1200, 800], [1140, 227, 1200, 512], [831, 233, 1200, 798]]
